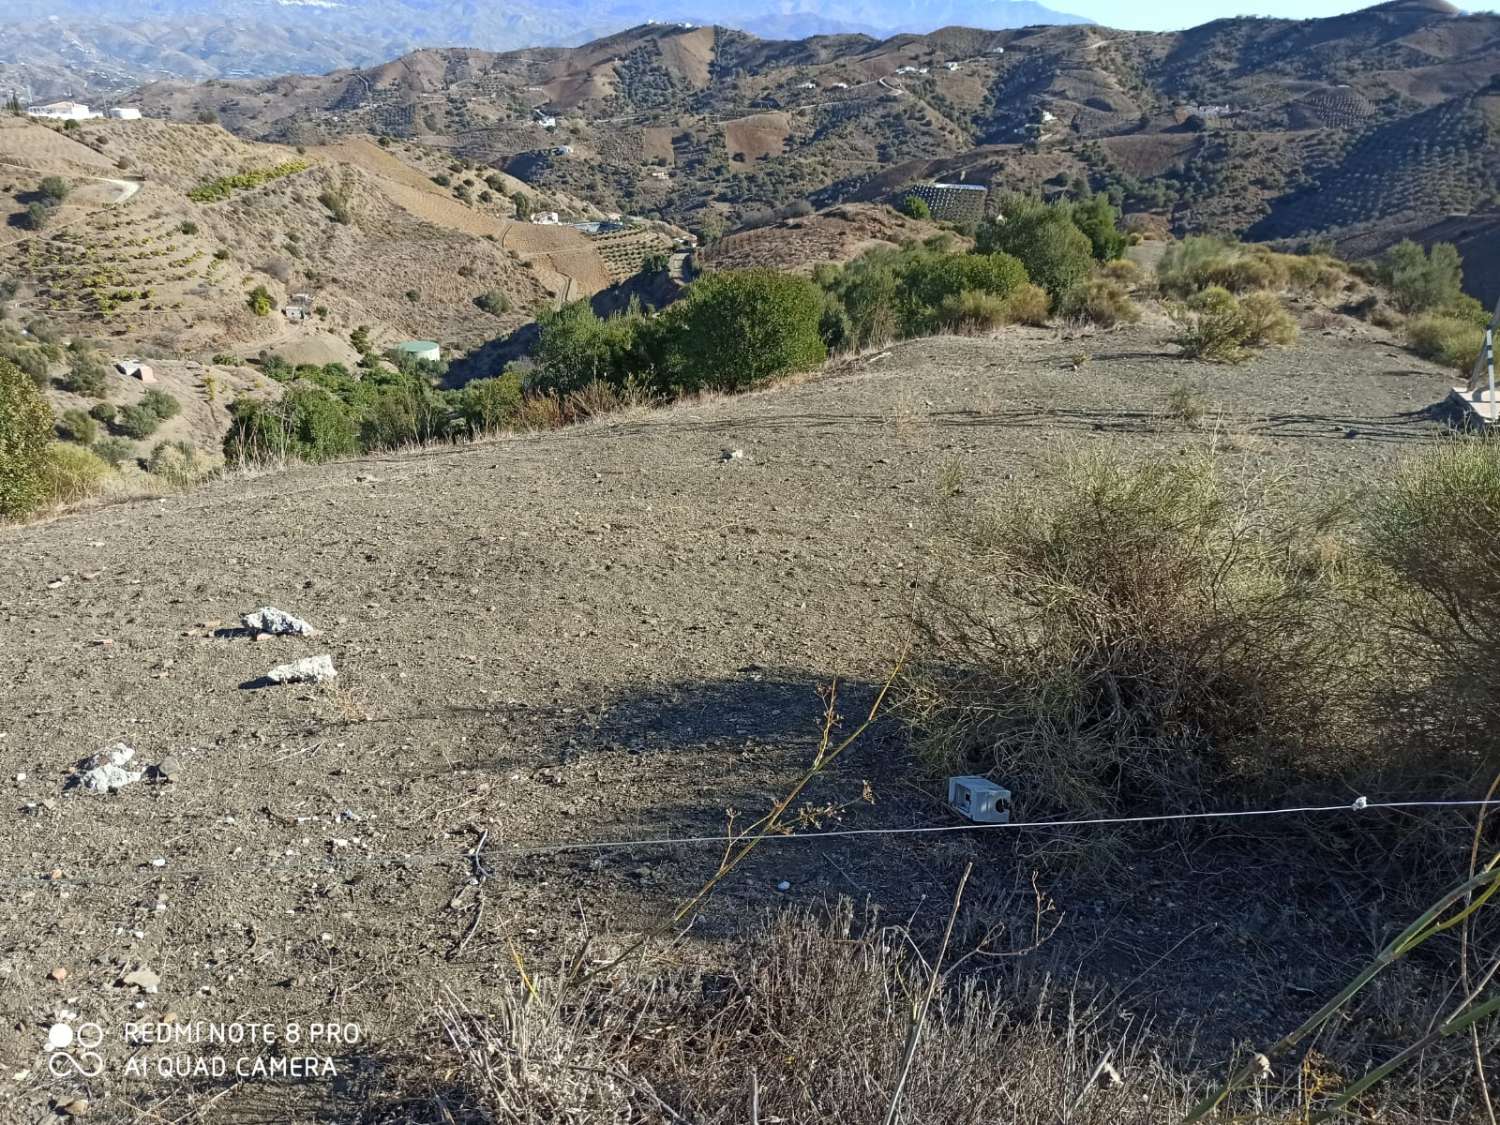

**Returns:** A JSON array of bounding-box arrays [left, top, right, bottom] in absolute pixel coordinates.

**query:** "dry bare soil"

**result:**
[[0, 324, 1468, 1122]]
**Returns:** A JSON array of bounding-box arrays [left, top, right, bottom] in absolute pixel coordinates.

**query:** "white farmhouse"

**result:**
[[797, 81, 817, 89], [26, 101, 100, 121], [107, 107, 142, 120]]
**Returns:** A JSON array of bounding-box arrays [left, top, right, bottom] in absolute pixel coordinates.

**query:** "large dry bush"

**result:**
[[360, 903, 1190, 1125], [1362, 439, 1500, 779], [904, 453, 1367, 819]]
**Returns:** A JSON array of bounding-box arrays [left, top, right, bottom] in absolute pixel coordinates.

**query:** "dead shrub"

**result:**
[[513, 391, 565, 431], [360, 902, 1190, 1125], [904, 452, 1367, 819], [936, 288, 1010, 334], [1238, 291, 1298, 347], [1171, 287, 1295, 363], [1361, 439, 1500, 779], [1000, 281, 1051, 326], [1059, 277, 1141, 328], [1406, 314, 1484, 374]]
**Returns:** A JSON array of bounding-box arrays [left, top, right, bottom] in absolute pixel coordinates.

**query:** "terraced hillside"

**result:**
[[0, 118, 642, 359]]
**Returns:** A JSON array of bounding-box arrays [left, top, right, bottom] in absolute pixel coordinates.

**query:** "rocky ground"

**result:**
[[0, 322, 1469, 1122]]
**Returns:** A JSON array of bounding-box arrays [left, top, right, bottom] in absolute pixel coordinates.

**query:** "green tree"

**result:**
[[21, 202, 49, 231], [0, 356, 54, 520], [978, 201, 1094, 301], [1068, 195, 1126, 262], [511, 191, 531, 220], [532, 300, 650, 394], [656, 269, 827, 392], [1381, 240, 1465, 314], [898, 194, 931, 219]]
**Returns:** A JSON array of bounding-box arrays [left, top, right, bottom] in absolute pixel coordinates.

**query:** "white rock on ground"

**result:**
[[76, 743, 145, 794], [242, 607, 319, 637], [266, 654, 338, 685]]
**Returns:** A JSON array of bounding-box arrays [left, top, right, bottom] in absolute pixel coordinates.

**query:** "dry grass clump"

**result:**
[[1060, 277, 1142, 328], [904, 452, 1365, 819], [936, 288, 1011, 334], [1362, 439, 1500, 779], [360, 902, 1193, 1125], [1000, 281, 1051, 326], [1405, 314, 1485, 374], [1157, 237, 1346, 299], [36, 442, 112, 506], [1171, 286, 1297, 363]]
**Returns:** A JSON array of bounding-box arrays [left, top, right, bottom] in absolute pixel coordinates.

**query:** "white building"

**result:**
[[535, 114, 556, 129], [552, 144, 573, 156], [26, 101, 99, 121], [831, 82, 849, 90], [797, 81, 817, 89], [107, 107, 142, 120], [945, 61, 961, 71], [531, 211, 561, 225]]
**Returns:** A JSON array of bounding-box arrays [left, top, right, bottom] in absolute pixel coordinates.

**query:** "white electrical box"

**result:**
[[947, 776, 1011, 824]]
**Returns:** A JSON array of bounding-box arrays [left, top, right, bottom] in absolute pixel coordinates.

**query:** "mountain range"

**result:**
[[0, 0, 1087, 99]]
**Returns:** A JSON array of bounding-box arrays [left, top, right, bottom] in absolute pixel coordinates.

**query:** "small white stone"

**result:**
[[776, 880, 791, 892]]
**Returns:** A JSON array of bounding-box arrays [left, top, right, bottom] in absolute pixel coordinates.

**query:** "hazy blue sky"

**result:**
[[1056, 0, 1494, 29]]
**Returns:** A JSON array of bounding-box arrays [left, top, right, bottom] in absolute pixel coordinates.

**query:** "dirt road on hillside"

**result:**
[[0, 324, 1461, 1121]]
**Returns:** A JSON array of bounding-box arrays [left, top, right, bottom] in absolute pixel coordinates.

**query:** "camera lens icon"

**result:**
[[47, 1022, 105, 1078]]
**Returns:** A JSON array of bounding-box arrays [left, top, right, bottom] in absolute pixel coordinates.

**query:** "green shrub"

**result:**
[[180, 221, 198, 235], [639, 252, 669, 276], [1381, 240, 1464, 314], [38, 176, 69, 204], [223, 386, 359, 465], [1058, 277, 1140, 327], [904, 452, 1357, 819], [532, 300, 651, 394], [475, 289, 512, 316], [457, 372, 524, 434], [88, 401, 117, 424], [140, 388, 181, 421], [56, 408, 98, 444], [0, 356, 53, 520], [1406, 314, 1484, 373], [898, 194, 931, 219], [817, 245, 1028, 347], [356, 371, 450, 451], [248, 285, 273, 317], [116, 403, 162, 439], [655, 269, 826, 392], [37, 442, 110, 507], [61, 358, 108, 397], [977, 200, 1093, 301], [93, 436, 134, 467], [21, 202, 50, 231]]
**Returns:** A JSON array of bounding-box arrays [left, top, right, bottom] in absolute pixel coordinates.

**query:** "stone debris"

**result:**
[[266, 654, 338, 685], [720, 448, 745, 462], [75, 743, 145, 794], [242, 606, 319, 637], [123, 967, 160, 993], [155, 757, 183, 783]]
